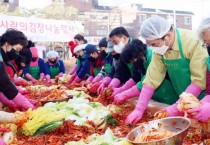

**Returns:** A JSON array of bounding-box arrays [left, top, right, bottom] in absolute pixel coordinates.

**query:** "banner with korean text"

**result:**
[[0, 14, 84, 42]]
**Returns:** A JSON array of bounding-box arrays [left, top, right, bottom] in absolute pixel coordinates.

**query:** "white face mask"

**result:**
[[151, 41, 169, 55], [113, 41, 125, 53]]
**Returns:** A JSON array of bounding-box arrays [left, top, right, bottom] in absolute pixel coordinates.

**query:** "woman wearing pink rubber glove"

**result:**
[[113, 40, 178, 105], [44, 51, 65, 80], [23, 47, 45, 82], [68, 34, 87, 77], [68, 41, 78, 75], [70, 44, 91, 83], [186, 17, 210, 122], [97, 40, 116, 94], [89, 38, 113, 94], [126, 16, 207, 124], [0, 29, 35, 110]]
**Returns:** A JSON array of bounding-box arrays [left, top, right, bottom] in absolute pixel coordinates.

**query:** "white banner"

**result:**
[[0, 14, 84, 42]]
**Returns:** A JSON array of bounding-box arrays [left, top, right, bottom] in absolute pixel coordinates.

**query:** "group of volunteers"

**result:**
[[68, 16, 210, 124], [0, 15, 210, 131], [0, 29, 65, 112]]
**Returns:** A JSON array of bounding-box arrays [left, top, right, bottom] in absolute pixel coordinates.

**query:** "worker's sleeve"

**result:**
[[38, 58, 45, 74], [59, 60, 65, 73], [77, 58, 90, 79], [0, 61, 18, 100], [23, 64, 29, 75], [108, 65, 115, 78], [143, 54, 166, 89], [113, 61, 131, 83], [44, 62, 50, 75], [186, 40, 208, 90]]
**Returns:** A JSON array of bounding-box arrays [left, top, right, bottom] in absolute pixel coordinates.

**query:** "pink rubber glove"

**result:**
[[92, 75, 103, 83], [45, 74, 51, 83], [40, 73, 45, 80], [69, 64, 77, 75], [97, 77, 112, 94], [13, 77, 28, 86], [25, 73, 36, 83], [165, 103, 183, 117], [58, 72, 63, 77], [108, 78, 136, 99], [0, 93, 19, 111], [68, 72, 77, 84], [12, 93, 35, 110], [87, 76, 94, 82], [74, 76, 82, 83], [108, 78, 121, 88], [125, 85, 155, 124], [185, 83, 202, 97], [114, 85, 140, 105], [0, 138, 6, 145], [16, 86, 29, 95], [187, 101, 210, 122], [200, 95, 210, 103]]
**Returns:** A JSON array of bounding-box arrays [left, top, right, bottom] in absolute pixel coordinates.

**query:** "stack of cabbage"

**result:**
[[22, 108, 68, 136]]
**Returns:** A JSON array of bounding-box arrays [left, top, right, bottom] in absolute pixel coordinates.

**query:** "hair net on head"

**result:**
[[140, 16, 171, 40], [74, 44, 87, 53], [46, 51, 59, 59], [197, 17, 210, 39]]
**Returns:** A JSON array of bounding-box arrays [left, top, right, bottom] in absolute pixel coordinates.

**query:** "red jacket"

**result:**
[[5, 60, 20, 79], [89, 55, 104, 76]]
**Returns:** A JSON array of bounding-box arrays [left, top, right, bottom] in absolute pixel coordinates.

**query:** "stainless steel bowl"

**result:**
[[126, 117, 191, 145]]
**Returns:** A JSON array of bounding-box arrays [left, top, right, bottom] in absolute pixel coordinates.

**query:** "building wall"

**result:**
[[65, 0, 93, 11], [64, 0, 193, 37]]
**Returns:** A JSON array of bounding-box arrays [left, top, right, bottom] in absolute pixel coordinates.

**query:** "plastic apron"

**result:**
[[137, 48, 179, 105], [104, 53, 112, 74], [162, 29, 205, 100], [50, 66, 60, 79], [93, 68, 101, 76], [28, 66, 40, 80]]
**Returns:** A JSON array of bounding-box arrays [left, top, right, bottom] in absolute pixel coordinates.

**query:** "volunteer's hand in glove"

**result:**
[[0, 137, 6, 145], [187, 101, 210, 122], [113, 85, 140, 105], [89, 82, 101, 94], [45, 74, 51, 83], [125, 85, 154, 124], [25, 73, 36, 83], [16, 86, 29, 95], [107, 87, 122, 100], [0, 93, 19, 111], [39, 73, 45, 81], [13, 77, 28, 86], [97, 77, 112, 94], [12, 93, 35, 110], [68, 72, 77, 84]]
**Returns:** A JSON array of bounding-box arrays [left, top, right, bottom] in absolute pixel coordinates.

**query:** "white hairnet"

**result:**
[[74, 44, 87, 53], [197, 17, 210, 39], [46, 51, 59, 59], [140, 16, 171, 40]]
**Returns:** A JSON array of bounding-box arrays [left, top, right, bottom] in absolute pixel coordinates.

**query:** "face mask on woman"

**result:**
[[100, 50, 107, 60], [6, 48, 19, 60], [31, 57, 38, 62]]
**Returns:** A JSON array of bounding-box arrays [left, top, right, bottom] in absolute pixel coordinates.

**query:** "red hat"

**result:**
[[68, 41, 78, 57]]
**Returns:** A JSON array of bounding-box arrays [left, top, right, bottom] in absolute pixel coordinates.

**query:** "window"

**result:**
[[96, 29, 107, 36], [184, 17, 191, 25], [139, 14, 147, 23]]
